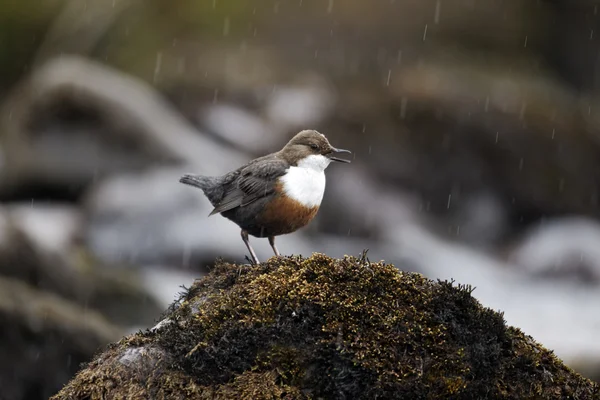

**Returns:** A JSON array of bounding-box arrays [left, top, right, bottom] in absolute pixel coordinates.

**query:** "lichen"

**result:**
[[52, 253, 600, 399]]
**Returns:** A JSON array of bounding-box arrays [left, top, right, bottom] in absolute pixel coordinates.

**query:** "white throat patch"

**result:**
[[280, 155, 330, 207]]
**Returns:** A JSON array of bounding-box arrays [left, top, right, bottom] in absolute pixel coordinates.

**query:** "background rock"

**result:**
[[0, 204, 163, 328], [0, 276, 121, 400]]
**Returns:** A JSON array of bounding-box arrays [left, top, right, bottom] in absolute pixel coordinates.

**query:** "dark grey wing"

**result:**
[[209, 158, 288, 215]]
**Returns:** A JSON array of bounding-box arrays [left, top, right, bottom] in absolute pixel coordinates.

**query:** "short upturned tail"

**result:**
[[179, 173, 225, 209], [179, 173, 210, 190]]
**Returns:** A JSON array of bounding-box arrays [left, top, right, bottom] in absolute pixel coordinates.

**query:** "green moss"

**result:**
[[52, 253, 600, 399]]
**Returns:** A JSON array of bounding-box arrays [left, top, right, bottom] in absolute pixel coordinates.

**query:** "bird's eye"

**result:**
[[309, 143, 319, 150]]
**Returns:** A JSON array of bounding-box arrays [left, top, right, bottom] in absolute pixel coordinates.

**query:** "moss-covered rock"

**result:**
[[52, 254, 599, 399]]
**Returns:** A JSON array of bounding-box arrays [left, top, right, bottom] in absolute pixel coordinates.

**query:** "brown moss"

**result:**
[[52, 253, 600, 399]]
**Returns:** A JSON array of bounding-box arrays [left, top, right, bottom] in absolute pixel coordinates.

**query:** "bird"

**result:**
[[179, 129, 351, 264]]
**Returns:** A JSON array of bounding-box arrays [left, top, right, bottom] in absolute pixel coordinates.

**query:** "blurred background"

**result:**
[[3, 0, 600, 398]]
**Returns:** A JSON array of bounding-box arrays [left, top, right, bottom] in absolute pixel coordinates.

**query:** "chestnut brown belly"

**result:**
[[255, 194, 318, 236], [221, 193, 318, 238]]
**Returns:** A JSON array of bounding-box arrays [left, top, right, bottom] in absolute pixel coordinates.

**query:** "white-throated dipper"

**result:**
[[179, 130, 351, 264]]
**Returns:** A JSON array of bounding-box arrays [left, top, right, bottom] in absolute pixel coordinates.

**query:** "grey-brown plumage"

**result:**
[[180, 130, 351, 264]]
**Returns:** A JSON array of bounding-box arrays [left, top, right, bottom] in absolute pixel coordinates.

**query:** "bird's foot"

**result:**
[[244, 254, 260, 265]]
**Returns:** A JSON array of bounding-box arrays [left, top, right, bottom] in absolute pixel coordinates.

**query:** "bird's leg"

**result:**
[[268, 236, 280, 257], [241, 230, 260, 264]]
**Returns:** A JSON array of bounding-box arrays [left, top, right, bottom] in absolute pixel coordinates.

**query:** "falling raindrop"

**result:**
[[223, 17, 230, 36], [400, 97, 408, 118], [153, 52, 162, 84], [519, 102, 527, 120]]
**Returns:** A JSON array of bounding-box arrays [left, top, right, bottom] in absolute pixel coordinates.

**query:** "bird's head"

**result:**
[[279, 130, 351, 171]]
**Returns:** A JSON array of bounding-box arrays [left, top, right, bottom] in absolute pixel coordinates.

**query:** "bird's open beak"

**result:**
[[326, 147, 352, 163]]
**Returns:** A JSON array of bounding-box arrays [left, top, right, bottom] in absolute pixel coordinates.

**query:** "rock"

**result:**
[[384, 61, 600, 224], [198, 74, 335, 156], [262, 78, 335, 130], [0, 56, 247, 200], [200, 103, 278, 154], [506, 217, 600, 284], [0, 204, 164, 327], [0, 275, 121, 400], [51, 254, 598, 399], [9, 203, 81, 254]]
